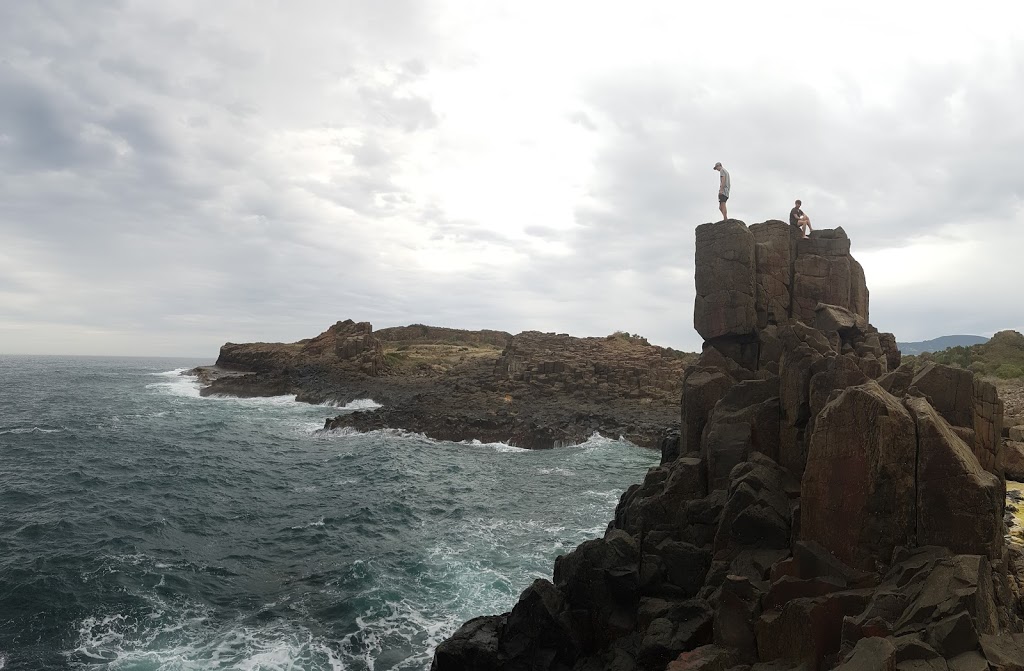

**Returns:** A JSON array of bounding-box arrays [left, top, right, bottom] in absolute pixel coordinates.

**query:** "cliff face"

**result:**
[[433, 222, 1024, 670]]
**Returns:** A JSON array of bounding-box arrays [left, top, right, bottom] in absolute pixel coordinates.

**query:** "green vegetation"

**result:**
[[905, 330, 1024, 379]]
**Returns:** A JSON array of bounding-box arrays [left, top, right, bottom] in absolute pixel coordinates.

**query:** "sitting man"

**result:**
[[789, 199, 812, 238]]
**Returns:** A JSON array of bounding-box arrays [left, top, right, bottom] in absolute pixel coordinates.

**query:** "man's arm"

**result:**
[[719, 174, 725, 193]]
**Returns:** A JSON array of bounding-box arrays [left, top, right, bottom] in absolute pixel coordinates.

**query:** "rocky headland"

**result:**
[[431, 221, 1024, 670], [191, 322, 694, 449]]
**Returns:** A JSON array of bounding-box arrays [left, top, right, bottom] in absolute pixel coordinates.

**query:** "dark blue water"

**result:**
[[0, 356, 657, 670]]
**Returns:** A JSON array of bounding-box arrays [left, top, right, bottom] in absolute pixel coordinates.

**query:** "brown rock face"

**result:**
[[749, 220, 798, 329], [694, 220, 757, 340], [788, 228, 869, 326], [801, 381, 917, 571], [905, 397, 1003, 559]]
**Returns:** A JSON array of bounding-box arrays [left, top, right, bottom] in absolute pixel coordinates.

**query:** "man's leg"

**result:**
[[719, 197, 728, 220]]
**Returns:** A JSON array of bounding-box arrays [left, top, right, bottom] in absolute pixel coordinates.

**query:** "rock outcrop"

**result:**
[[192, 323, 693, 449], [433, 221, 1023, 670]]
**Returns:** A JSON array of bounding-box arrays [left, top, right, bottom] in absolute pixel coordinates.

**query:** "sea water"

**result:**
[[0, 355, 657, 670]]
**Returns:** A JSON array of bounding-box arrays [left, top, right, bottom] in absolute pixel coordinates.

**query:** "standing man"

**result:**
[[789, 199, 812, 238], [713, 162, 730, 220]]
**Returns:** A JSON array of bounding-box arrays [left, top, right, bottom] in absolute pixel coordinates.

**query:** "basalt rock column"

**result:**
[[694, 220, 757, 342]]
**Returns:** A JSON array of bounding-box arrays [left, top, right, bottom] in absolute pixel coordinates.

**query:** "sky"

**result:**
[[2, 1, 1023, 357]]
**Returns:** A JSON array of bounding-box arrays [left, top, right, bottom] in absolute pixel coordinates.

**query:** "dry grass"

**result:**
[[382, 342, 504, 373]]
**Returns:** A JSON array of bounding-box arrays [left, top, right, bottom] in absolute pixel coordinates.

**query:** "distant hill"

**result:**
[[902, 330, 1024, 379], [897, 334, 989, 355]]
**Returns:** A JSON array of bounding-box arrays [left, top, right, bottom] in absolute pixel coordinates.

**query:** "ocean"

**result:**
[[0, 355, 658, 670]]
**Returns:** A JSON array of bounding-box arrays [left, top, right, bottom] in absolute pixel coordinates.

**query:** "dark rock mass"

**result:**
[[191, 321, 693, 449], [431, 221, 1024, 670]]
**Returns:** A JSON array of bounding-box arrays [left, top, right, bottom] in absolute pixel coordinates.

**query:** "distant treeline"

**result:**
[[903, 330, 1024, 379]]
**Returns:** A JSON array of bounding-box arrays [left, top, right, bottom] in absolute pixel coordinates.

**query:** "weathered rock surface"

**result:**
[[429, 221, 1024, 670], [694, 220, 758, 341], [801, 381, 917, 571]]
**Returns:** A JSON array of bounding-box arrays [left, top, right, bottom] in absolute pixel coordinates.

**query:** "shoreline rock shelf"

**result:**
[[432, 220, 1024, 670], [191, 322, 694, 449]]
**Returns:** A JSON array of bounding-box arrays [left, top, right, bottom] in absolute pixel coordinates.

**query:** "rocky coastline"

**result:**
[[191, 322, 694, 449], [431, 221, 1024, 669]]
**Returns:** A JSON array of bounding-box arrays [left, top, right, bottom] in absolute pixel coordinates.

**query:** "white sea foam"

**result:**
[[0, 426, 62, 435], [69, 603, 347, 671], [146, 370, 202, 398], [150, 368, 193, 377], [537, 467, 575, 477], [320, 398, 383, 411]]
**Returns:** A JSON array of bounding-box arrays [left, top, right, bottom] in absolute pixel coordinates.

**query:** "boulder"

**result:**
[[814, 303, 867, 336], [498, 579, 581, 667], [552, 530, 641, 650], [695, 220, 757, 340], [905, 397, 1003, 559], [835, 636, 896, 670], [1001, 440, 1024, 482], [755, 589, 874, 668], [910, 363, 974, 428], [801, 381, 917, 571], [613, 458, 705, 535], [702, 378, 782, 491], [431, 615, 503, 671], [980, 632, 1024, 670], [714, 456, 794, 554]]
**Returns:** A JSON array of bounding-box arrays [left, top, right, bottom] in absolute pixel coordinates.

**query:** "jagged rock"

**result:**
[[814, 303, 867, 336], [947, 651, 990, 671], [801, 381, 917, 571], [842, 548, 999, 657], [498, 578, 580, 668], [792, 229, 866, 325], [778, 343, 825, 479], [835, 636, 896, 670], [905, 397, 1003, 558], [785, 540, 876, 588], [694, 220, 758, 340], [1000, 440, 1024, 481], [979, 632, 1024, 669], [714, 575, 762, 658], [750, 220, 798, 329], [755, 590, 874, 668], [702, 378, 782, 491], [758, 325, 786, 373], [683, 367, 737, 455], [1011, 426, 1024, 442], [879, 363, 916, 397], [911, 363, 975, 428], [714, 456, 794, 554], [891, 634, 945, 670], [661, 431, 683, 464], [762, 576, 846, 611], [636, 606, 714, 669], [973, 377, 1004, 474], [431, 615, 503, 671], [806, 354, 870, 443], [878, 332, 900, 371], [613, 458, 705, 535], [552, 530, 641, 650], [666, 644, 743, 670]]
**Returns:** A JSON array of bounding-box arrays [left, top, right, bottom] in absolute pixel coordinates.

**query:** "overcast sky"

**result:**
[[2, 1, 1023, 357]]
